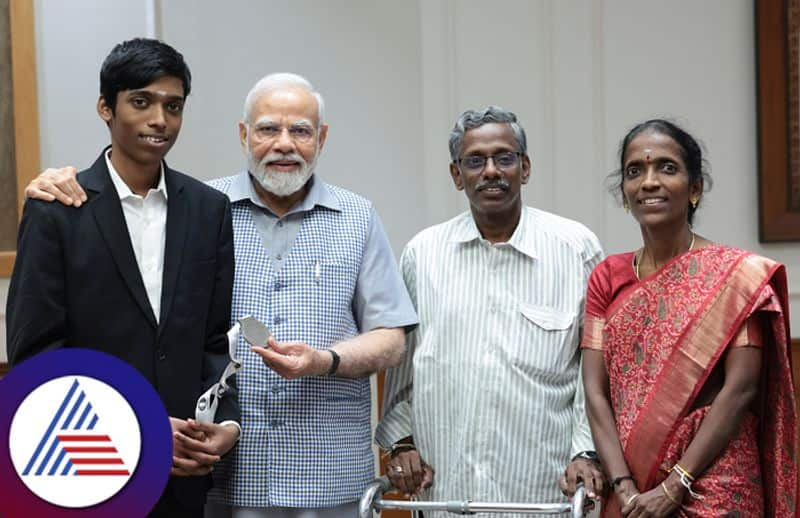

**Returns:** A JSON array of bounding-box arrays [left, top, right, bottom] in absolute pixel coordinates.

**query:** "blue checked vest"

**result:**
[[206, 175, 374, 508]]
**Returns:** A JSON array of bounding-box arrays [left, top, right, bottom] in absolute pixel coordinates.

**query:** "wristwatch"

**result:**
[[390, 442, 416, 456], [571, 450, 600, 462], [326, 349, 340, 376]]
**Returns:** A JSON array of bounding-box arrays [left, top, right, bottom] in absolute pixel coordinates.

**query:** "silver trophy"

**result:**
[[194, 315, 270, 423]]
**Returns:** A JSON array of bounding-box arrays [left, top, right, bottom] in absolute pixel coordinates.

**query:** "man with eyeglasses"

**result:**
[[23, 72, 418, 518], [377, 106, 606, 514]]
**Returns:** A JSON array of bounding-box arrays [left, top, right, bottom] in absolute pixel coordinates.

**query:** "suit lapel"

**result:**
[[85, 153, 158, 328], [158, 166, 188, 338]]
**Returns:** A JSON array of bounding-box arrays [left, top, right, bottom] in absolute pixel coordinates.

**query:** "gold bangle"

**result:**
[[661, 482, 680, 506], [672, 463, 695, 481], [671, 463, 704, 499], [625, 493, 639, 506]]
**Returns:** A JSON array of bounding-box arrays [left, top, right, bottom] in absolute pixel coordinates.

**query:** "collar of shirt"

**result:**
[[227, 169, 341, 216], [105, 149, 167, 200], [449, 209, 538, 260]]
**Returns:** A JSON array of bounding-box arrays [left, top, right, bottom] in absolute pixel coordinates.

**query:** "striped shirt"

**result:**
[[375, 207, 603, 514]]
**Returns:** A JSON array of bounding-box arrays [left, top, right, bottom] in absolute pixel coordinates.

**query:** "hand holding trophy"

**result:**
[[194, 315, 269, 423]]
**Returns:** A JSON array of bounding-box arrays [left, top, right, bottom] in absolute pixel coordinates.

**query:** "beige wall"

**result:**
[[2, 0, 799, 364]]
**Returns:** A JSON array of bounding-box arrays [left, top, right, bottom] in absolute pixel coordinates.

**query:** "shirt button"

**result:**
[[274, 282, 282, 291], [157, 350, 166, 361], [273, 316, 282, 325], [277, 221, 284, 228], [275, 254, 283, 261], [270, 419, 283, 427], [490, 306, 497, 314], [271, 385, 282, 393]]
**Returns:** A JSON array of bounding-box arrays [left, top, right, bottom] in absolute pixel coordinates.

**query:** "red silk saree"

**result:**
[[582, 244, 797, 517]]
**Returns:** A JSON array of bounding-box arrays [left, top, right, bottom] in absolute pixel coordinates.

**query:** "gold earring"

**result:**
[[690, 197, 699, 208], [623, 202, 630, 213]]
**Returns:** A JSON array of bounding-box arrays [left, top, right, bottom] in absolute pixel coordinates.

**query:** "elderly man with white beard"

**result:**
[[23, 73, 418, 518]]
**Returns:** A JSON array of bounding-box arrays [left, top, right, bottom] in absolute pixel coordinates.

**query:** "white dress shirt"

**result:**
[[376, 207, 603, 516], [105, 150, 167, 322]]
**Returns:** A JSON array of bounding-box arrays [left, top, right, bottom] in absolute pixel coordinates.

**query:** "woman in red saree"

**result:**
[[581, 119, 798, 517]]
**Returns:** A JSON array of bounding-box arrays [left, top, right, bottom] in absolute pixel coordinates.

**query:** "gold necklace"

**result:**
[[634, 232, 695, 280]]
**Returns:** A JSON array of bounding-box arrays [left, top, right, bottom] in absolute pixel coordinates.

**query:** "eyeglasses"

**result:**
[[455, 152, 522, 173], [250, 123, 316, 144]]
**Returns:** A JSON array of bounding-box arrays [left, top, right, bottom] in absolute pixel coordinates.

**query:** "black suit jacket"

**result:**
[[6, 151, 238, 509]]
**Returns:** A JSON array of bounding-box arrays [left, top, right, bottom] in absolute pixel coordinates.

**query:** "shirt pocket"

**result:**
[[514, 302, 578, 374], [304, 257, 359, 329], [306, 257, 359, 293]]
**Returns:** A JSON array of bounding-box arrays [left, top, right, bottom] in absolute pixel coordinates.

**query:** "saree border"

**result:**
[[582, 315, 605, 350]]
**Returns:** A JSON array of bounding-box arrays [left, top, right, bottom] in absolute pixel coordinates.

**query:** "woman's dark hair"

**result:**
[[613, 119, 712, 225], [100, 38, 191, 112]]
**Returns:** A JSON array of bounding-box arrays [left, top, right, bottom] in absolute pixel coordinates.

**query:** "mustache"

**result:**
[[259, 152, 307, 169], [476, 180, 510, 191]]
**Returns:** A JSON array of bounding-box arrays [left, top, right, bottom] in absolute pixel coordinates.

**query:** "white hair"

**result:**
[[242, 72, 325, 126]]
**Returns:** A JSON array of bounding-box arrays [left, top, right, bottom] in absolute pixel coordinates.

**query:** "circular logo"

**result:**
[[9, 376, 142, 507], [0, 349, 172, 517]]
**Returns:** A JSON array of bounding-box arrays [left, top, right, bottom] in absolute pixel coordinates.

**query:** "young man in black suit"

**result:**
[[6, 38, 240, 517]]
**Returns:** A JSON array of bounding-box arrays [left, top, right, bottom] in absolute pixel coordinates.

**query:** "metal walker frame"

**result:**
[[358, 477, 588, 517]]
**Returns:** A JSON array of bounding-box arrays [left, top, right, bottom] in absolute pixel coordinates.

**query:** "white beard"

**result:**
[[247, 150, 316, 197]]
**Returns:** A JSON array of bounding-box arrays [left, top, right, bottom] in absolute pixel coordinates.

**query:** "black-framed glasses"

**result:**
[[455, 151, 522, 173]]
